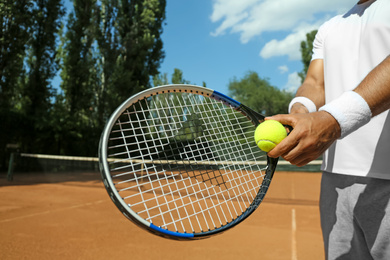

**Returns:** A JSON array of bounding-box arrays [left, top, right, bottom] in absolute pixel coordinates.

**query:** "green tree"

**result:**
[[92, 0, 167, 159], [0, 0, 167, 161], [0, 0, 32, 110], [20, 0, 65, 153], [96, 0, 166, 124], [298, 30, 317, 83], [153, 68, 192, 86], [58, 0, 99, 155], [0, 1, 33, 169], [153, 72, 169, 86], [94, 0, 120, 127], [228, 71, 293, 116], [60, 0, 97, 116], [171, 68, 190, 84]]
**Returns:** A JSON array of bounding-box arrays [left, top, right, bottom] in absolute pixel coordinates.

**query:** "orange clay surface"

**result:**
[[0, 171, 324, 260]]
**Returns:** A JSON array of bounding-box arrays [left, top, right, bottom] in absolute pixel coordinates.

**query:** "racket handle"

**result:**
[[284, 125, 293, 135]]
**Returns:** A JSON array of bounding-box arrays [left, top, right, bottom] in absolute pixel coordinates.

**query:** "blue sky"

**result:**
[[59, 0, 357, 95], [159, 0, 357, 94]]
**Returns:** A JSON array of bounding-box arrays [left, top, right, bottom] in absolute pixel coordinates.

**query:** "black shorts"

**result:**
[[320, 172, 390, 260]]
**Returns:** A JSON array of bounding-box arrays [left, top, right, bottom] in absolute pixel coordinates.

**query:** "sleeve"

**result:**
[[311, 24, 325, 61], [311, 17, 337, 61]]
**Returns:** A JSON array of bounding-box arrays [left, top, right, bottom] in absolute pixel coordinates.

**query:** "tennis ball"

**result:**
[[254, 120, 287, 152]]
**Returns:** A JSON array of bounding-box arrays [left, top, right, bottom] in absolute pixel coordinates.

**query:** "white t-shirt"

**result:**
[[312, 0, 390, 179]]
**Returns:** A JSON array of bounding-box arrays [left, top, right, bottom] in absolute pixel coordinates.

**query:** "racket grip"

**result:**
[[284, 125, 293, 135]]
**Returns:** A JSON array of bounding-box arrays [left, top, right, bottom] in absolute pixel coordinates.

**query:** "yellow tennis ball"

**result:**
[[254, 120, 287, 152]]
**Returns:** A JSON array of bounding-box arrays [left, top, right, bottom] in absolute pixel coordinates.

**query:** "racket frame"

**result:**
[[99, 84, 279, 240]]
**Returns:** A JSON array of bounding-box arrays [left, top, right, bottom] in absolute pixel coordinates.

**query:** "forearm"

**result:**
[[355, 55, 390, 117], [293, 81, 325, 109], [319, 55, 390, 138], [290, 59, 325, 114]]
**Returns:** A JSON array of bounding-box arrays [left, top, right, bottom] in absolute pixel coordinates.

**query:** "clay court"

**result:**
[[0, 168, 324, 260]]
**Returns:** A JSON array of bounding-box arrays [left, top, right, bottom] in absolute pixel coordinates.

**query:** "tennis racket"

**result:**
[[99, 84, 283, 240]]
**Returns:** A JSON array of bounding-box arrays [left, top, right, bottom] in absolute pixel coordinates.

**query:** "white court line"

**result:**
[[0, 200, 107, 223], [292, 208, 297, 260]]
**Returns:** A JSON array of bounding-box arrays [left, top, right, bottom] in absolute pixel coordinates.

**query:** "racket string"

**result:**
[[107, 91, 267, 233], [135, 100, 182, 231], [114, 165, 264, 231]]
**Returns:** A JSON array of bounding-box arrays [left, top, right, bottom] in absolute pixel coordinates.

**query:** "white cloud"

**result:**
[[260, 22, 322, 60], [278, 65, 289, 74], [211, 0, 356, 58], [210, 0, 258, 37], [284, 72, 302, 93]]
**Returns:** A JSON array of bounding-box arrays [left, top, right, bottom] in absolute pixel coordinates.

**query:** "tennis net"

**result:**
[[9, 153, 100, 174], [6, 153, 322, 182]]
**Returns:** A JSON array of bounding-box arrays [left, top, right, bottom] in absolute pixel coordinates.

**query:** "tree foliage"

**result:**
[[96, 0, 166, 125], [0, 1, 34, 168], [1, 0, 304, 172], [20, 0, 65, 153], [228, 71, 293, 116], [60, 0, 97, 116], [0, 0, 167, 170], [153, 68, 190, 86], [0, 0, 32, 110], [298, 30, 317, 83]]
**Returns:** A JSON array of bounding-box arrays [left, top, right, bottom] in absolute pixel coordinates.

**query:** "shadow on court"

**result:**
[[1, 171, 101, 186]]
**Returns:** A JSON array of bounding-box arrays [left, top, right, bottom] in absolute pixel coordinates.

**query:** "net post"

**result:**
[[7, 152, 16, 181], [6, 144, 19, 181]]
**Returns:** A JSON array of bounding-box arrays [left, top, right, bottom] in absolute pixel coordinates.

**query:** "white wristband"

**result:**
[[288, 97, 317, 113], [319, 91, 372, 139]]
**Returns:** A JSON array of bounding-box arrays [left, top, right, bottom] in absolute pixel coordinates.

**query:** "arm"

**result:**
[[355, 55, 390, 117], [290, 59, 325, 114], [268, 55, 390, 166], [267, 59, 340, 166]]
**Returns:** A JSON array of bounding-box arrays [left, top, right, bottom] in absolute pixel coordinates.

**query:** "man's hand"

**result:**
[[266, 111, 341, 167]]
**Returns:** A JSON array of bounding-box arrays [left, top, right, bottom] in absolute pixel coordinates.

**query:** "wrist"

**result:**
[[290, 103, 309, 114], [319, 91, 372, 139], [318, 111, 341, 139], [288, 97, 317, 113]]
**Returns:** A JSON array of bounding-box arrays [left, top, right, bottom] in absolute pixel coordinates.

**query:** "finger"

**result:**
[[281, 137, 324, 166], [267, 132, 299, 158], [286, 153, 318, 167], [266, 114, 297, 128]]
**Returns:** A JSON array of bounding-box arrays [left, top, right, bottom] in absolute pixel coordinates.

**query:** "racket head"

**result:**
[[99, 84, 278, 240]]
